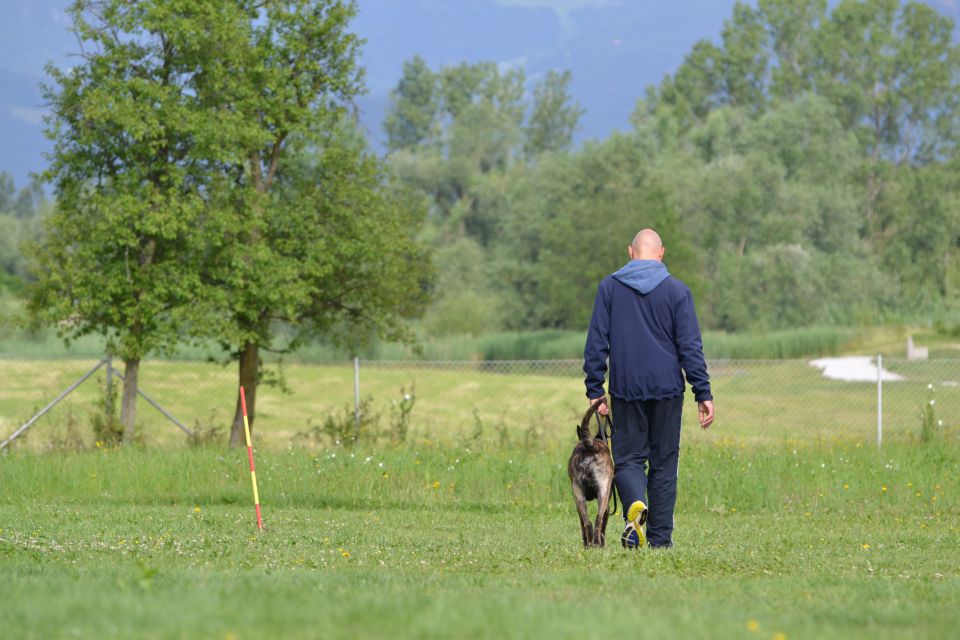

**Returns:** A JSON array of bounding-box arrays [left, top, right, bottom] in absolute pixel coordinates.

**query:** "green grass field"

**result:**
[[0, 442, 958, 639], [1, 352, 958, 638]]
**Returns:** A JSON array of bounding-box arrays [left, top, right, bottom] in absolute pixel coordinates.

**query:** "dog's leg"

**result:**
[[598, 478, 616, 547], [571, 482, 592, 547], [600, 501, 610, 547], [594, 483, 611, 547]]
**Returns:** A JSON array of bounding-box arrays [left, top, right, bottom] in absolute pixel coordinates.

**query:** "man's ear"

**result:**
[[627, 244, 635, 260]]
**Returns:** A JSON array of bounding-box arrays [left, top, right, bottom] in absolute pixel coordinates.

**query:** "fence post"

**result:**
[[876, 354, 883, 448], [353, 356, 361, 435]]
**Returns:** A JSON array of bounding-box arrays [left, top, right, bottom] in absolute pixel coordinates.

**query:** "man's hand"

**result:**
[[698, 400, 715, 429], [590, 396, 609, 416]]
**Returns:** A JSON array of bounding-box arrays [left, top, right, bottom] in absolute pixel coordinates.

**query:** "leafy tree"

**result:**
[[652, 40, 725, 131], [0, 173, 16, 214], [30, 1, 431, 447], [205, 120, 431, 446], [875, 164, 960, 306], [439, 62, 500, 121], [384, 60, 535, 245], [646, 3, 769, 131], [717, 2, 768, 114], [0, 173, 50, 292], [380, 1, 960, 335], [180, 1, 431, 445], [12, 179, 47, 220], [384, 55, 438, 152], [0, 215, 21, 285], [524, 70, 583, 158], [642, 93, 887, 330], [420, 237, 503, 336], [496, 135, 699, 329], [383, 59, 586, 330], [646, 0, 959, 162], [445, 64, 526, 174], [813, 0, 959, 241], [385, 58, 581, 185], [632, 0, 960, 328], [28, 0, 224, 441], [759, 0, 826, 101]]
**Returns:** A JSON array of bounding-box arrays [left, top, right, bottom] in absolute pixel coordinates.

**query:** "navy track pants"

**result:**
[[610, 395, 684, 547]]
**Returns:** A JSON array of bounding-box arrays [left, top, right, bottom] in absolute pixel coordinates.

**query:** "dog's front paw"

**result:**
[[582, 522, 595, 547]]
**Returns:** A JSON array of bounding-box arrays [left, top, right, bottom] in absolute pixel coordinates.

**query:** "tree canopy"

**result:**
[[382, 0, 960, 334], [27, 0, 431, 445]]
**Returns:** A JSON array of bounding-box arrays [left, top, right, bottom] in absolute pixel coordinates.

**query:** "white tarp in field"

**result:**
[[809, 356, 904, 382]]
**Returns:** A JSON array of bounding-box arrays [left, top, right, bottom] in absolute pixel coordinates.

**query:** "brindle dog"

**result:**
[[567, 398, 615, 547]]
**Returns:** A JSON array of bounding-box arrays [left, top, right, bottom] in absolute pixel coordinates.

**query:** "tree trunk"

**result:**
[[121, 357, 140, 445], [229, 340, 260, 447]]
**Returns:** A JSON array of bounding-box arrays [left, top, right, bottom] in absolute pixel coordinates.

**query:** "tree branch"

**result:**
[[264, 132, 287, 191], [249, 151, 263, 190]]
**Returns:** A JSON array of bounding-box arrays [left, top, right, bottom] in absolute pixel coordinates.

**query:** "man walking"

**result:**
[[583, 228, 714, 549]]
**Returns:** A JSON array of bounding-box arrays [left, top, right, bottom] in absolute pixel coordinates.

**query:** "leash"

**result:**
[[594, 406, 619, 517]]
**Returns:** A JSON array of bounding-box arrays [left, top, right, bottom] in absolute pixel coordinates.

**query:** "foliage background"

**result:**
[[2, 0, 959, 350], [379, 0, 960, 336]]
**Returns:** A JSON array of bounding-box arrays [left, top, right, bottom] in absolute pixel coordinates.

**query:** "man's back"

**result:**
[[583, 264, 711, 403]]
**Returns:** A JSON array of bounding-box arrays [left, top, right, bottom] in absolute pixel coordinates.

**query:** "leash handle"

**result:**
[[593, 411, 614, 439]]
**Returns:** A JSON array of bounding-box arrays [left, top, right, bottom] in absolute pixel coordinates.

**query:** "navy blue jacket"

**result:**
[[583, 260, 712, 402]]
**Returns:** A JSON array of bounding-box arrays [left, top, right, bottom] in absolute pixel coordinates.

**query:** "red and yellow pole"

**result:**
[[240, 386, 263, 531]]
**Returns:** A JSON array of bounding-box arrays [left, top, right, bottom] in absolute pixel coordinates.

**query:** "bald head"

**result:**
[[628, 228, 665, 261]]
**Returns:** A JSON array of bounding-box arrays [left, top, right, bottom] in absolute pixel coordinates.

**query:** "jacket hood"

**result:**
[[612, 259, 670, 294]]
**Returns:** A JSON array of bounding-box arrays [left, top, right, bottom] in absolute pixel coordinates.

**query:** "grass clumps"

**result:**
[[0, 440, 957, 638]]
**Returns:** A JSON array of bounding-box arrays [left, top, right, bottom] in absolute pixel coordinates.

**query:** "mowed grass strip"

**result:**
[[2, 358, 957, 450], [0, 442, 957, 639]]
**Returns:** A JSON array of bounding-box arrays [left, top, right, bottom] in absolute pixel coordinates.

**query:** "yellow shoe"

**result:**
[[621, 500, 648, 549]]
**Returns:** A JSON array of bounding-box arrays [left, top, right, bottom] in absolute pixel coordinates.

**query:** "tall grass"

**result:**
[[3, 321, 953, 363], [2, 439, 956, 514], [1, 442, 958, 638], [258, 326, 870, 361], [702, 325, 858, 359]]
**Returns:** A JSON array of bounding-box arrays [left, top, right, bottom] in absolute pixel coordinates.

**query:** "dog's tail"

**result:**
[[577, 398, 606, 441]]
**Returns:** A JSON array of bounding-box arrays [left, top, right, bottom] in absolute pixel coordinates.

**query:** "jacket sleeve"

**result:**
[[583, 280, 611, 399], [674, 285, 712, 402]]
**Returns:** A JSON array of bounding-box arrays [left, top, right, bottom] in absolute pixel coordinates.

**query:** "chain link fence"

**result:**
[[1, 355, 957, 450]]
